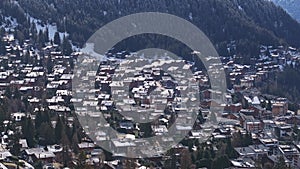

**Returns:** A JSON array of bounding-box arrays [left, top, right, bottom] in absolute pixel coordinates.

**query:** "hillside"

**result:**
[[272, 0, 300, 22], [3, 0, 300, 58]]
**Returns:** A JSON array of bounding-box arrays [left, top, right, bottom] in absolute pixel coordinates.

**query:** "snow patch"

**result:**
[[81, 43, 107, 61], [189, 12, 193, 20], [28, 16, 68, 41], [238, 5, 243, 11], [0, 16, 18, 31]]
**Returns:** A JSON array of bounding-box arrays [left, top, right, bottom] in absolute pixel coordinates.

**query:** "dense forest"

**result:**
[[12, 0, 300, 58], [262, 65, 300, 105]]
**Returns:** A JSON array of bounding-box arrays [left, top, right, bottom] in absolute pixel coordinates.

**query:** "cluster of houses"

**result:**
[[73, 54, 201, 158], [196, 44, 300, 169], [0, 33, 106, 168], [0, 27, 300, 169]]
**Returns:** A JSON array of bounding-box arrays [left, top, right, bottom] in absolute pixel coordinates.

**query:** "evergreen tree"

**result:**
[[267, 99, 272, 111], [62, 35, 73, 55], [8, 131, 21, 156], [75, 151, 93, 169], [37, 30, 45, 47], [54, 32, 61, 45], [4, 87, 11, 99], [47, 57, 54, 73], [21, 117, 35, 147], [44, 27, 49, 42], [274, 156, 288, 169], [225, 139, 238, 158], [55, 116, 63, 143], [35, 111, 42, 129], [180, 149, 192, 169], [14, 30, 25, 44], [0, 107, 7, 124], [72, 132, 79, 154], [211, 155, 230, 169], [242, 97, 249, 109], [196, 158, 212, 169], [244, 132, 253, 146], [33, 161, 43, 169], [198, 110, 205, 124], [37, 122, 55, 145]]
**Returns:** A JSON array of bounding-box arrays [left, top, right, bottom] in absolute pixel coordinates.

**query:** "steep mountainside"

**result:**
[[2, 0, 300, 57], [272, 0, 300, 22]]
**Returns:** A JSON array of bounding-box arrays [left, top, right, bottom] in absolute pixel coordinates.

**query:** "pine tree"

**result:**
[[21, 117, 35, 147], [274, 156, 288, 169], [54, 32, 61, 45], [62, 35, 73, 55], [0, 44, 5, 56], [34, 161, 43, 169], [8, 131, 21, 156], [47, 57, 54, 73], [267, 99, 272, 111], [72, 132, 79, 154], [244, 132, 253, 146], [198, 110, 205, 124], [37, 30, 45, 47], [76, 151, 93, 169], [44, 27, 49, 42], [225, 139, 238, 158], [14, 30, 25, 44], [4, 87, 12, 99], [180, 149, 192, 169], [37, 122, 55, 145], [35, 111, 43, 129], [0, 107, 7, 124], [55, 116, 63, 143], [211, 155, 230, 169]]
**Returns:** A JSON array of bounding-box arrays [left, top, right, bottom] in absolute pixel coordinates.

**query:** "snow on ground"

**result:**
[[81, 43, 107, 61], [27, 15, 68, 41], [11, 0, 67, 41], [26, 14, 81, 50], [189, 12, 193, 20], [0, 16, 18, 31], [238, 5, 244, 11], [103, 11, 108, 16]]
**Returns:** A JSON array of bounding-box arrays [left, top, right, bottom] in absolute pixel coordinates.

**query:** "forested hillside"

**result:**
[[13, 0, 300, 58]]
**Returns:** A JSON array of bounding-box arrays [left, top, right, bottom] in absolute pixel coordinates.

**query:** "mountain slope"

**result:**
[[4, 0, 300, 57], [271, 0, 300, 22]]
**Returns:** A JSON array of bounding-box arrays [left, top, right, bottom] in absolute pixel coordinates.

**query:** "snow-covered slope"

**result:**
[[28, 15, 68, 41]]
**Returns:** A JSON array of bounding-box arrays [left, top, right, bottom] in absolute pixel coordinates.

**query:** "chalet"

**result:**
[[227, 103, 242, 113], [262, 120, 275, 130], [119, 121, 134, 131], [234, 147, 255, 159], [0, 150, 12, 160], [276, 124, 292, 138], [244, 120, 263, 133], [278, 145, 300, 168], [240, 77, 254, 88], [230, 158, 256, 168], [78, 142, 95, 152], [272, 103, 287, 116], [152, 125, 168, 135], [11, 112, 26, 122], [19, 139, 28, 150], [111, 139, 136, 156], [23, 148, 55, 163], [272, 98, 288, 116]]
